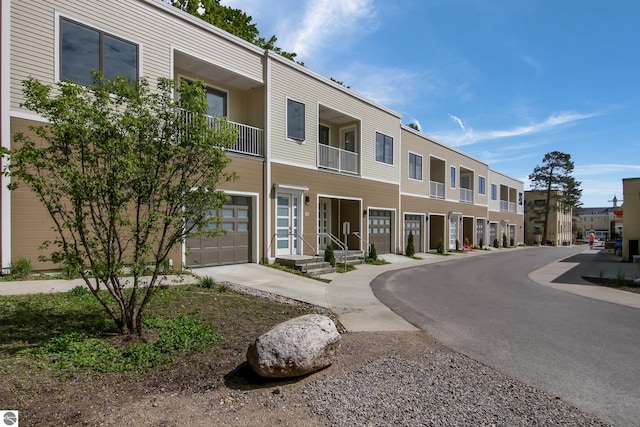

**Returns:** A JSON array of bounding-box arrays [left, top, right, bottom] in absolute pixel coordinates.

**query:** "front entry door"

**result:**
[[276, 194, 301, 256], [318, 198, 331, 252]]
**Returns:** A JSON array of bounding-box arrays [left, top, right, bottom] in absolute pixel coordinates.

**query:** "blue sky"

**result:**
[[222, 0, 640, 207]]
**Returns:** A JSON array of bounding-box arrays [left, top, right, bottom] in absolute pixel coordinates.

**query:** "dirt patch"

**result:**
[[583, 277, 640, 294]]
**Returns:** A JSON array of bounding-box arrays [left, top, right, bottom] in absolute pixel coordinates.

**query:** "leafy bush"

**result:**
[[502, 233, 508, 247], [437, 239, 444, 254], [198, 276, 216, 289], [406, 232, 415, 257], [10, 257, 33, 279], [510, 237, 515, 247], [368, 244, 378, 261], [455, 240, 460, 251], [324, 244, 335, 267], [493, 238, 499, 248], [69, 285, 90, 297], [479, 238, 484, 248]]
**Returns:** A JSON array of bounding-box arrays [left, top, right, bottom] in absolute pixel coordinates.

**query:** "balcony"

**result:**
[[500, 200, 517, 213], [181, 109, 264, 158], [460, 188, 474, 204], [430, 181, 445, 199], [318, 144, 359, 174]]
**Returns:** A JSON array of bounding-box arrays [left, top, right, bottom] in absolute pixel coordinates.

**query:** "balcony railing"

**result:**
[[180, 109, 264, 158], [318, 144, 359, 174], [429, 181, 445, 199], [460, 187, 473, 204], [500, 200, 517, 213]]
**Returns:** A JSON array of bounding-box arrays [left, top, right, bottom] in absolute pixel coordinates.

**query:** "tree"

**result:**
[[170, 0, 301, 63], [528, 151, 582, 245], [407, 122, 421, 131], [4, 75, 237, 335], [405, 231, 415, 257]]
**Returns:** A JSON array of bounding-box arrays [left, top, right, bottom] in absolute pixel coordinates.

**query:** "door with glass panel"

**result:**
[[276, 194, 300, 256]]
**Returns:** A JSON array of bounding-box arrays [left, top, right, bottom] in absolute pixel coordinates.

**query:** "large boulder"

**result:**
[[246, 314, 341, 378]]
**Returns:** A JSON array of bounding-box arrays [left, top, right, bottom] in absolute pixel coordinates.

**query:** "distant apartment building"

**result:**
[[622, 178, 640, 262], [524, 190, 573, 246], [1, 0, 524, 270]]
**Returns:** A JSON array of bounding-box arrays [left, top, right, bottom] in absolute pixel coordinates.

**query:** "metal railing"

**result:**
[[319, 232, 348, 266], [499, 200, 517, 213], [429, 181, 445, 199], [180, 109, 264, 157], [352, 231, 370, 257], [318, 144, 359, 174], [460, 188, 473, 204], [266, 232, 321, 261]]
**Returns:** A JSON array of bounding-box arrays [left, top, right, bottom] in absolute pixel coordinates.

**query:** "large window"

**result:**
[[287, 99, 305, 141], [182, 79, 227, 117], [409, 153, 422, 180], [375, 132, 393, 164], [450, 166, 456, 188], [60, 18, 138, 85], [491, 184, 497, 200], [478, 176, 486, 195]]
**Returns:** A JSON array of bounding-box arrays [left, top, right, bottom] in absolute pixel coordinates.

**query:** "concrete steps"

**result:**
[[275, 250, 365, 275]]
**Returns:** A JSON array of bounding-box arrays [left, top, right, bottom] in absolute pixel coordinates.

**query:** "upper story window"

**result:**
[[491, 184, 497, 200], [450, 166, 456, 188], [182, 78, 227, 117], [478, 176, 486, 195], [375, 132, 393, 164], [518, 192, 523, 205], [319, 124, 330, 145], [409, 153, 422, 180], [60, 18, 138, 86], [287, 99, 305, 141]]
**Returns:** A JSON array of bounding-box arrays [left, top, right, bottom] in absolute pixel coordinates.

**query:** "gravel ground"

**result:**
[[204, 283, 609, 426]]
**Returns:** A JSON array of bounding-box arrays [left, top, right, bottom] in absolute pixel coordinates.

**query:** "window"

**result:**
[[478, 176, 486, 195], [409, 153, 422, 180], [375, 132, 393, 164], [287, 99, 305, 141], [518, 192, 523, 205], [450, 166, 456, 188], [60, 18, 138, 85], [491, 184, 497, 200], [182, 79, 227, 117], [319, 124, 330, 145]]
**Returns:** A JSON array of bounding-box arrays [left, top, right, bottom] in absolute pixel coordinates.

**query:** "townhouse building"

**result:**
[[524, 190, 573, 246], [1, 0, 523, 271]]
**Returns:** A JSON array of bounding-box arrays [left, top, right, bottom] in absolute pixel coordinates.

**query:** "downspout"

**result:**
[[263, 50, 272, 263], [1, 0, 12, 270]]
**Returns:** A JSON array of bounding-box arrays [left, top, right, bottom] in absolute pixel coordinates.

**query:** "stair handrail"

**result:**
[[352, 231, 370, 258], [266, 233, 320, 262], [320, 232, 348, 266]]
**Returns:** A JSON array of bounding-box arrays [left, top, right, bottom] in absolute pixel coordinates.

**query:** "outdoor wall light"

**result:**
[[363, 210, 368, 217], [304, 196, 310, 205]]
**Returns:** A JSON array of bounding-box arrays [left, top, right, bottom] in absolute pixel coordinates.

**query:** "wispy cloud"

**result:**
[[282, 0, 375, 60], [432, 111, 597, 147], [574, 163, 640, 177]]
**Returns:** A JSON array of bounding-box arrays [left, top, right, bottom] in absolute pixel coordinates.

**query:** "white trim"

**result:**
[[54, 11, 144, 84], [10, 110, 47, 123], [366, 206, 398, 254], [450, 165, 456, 189], [264, 52, 272, 263], [402, 211, 426, 253], [339, 125, 357, 152], [374, 130, 394, 166], [478, 175, 487, 195], [274, 183, 309, 192], [2, 0, 11, 268]]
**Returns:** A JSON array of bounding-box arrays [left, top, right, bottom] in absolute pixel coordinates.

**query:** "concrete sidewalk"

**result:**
[[2, 246, 639, 332]]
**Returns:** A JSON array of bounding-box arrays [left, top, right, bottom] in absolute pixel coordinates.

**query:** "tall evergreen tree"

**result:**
[[528, 151, 582, 244]]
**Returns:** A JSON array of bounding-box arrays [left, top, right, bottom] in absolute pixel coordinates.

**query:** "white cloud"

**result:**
[[335, 63, 418, 108], [574, 163, 640, 178], [284, 0, 375, 60], [432, 111, 596, 147]]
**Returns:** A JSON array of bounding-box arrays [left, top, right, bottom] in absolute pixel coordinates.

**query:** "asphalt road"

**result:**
[[372, 246, 640, 426]]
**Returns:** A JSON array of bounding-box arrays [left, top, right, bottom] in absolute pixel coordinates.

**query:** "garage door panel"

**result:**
[[186, 196, 251, 267], [369, 209, 392, 254]]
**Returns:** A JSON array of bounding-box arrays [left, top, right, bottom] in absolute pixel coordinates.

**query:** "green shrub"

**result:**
[[10, 257, 33, 279], [510, 237, 515, 247], [198, 276, 216, 289], [406, 232, 415, 257], [455, 239, 460, 251], [368, 244, 378, 261], [493, 238, 499, 248], [479, 238, 484, 248], [324, 244, 335, 267], [437, 239, 444, 254], [69, 285, 90, 297], [502, 233, 507, 247]]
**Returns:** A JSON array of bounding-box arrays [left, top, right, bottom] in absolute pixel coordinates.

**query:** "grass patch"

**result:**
[[265, 262, 331, 283], [365, 258, 390, 265], [335, 263, 356, 273]]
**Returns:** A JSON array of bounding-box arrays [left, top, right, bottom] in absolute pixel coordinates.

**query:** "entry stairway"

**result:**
[[275, 250, 364, 276]]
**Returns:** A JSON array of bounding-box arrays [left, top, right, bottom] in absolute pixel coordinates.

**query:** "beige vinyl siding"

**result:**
[[269, 58, 401, 184], [271, 163, 400, 253], [10, 0, 264, 112]]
